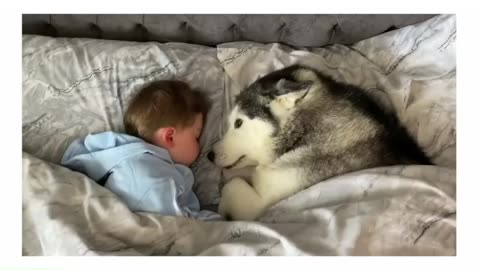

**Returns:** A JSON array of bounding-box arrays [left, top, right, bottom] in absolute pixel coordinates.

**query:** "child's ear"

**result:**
[[152, 127, 176, 149]]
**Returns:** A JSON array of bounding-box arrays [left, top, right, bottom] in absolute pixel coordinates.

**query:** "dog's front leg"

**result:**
[[218, 177, 266, 221]]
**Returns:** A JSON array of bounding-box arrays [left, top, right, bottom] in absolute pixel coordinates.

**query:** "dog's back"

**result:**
[[272, 65, 431, 184]]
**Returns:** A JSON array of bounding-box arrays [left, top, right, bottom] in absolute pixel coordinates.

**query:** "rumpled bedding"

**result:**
[[22, 14, 456, 255]]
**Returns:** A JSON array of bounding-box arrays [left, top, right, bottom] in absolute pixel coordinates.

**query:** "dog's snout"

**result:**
[[207, 151, 215, 162]]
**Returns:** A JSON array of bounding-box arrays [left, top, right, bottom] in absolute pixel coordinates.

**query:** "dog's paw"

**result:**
[[218, 178, 241, 219], [217, 198, 230, 220], [218, 177, 265, 221]]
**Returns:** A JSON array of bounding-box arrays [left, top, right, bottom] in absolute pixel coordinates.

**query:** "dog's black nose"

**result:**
[[207, 151, 215, 162]]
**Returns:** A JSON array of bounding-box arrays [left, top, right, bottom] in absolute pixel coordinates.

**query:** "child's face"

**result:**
[[169, 113, 203, 166]]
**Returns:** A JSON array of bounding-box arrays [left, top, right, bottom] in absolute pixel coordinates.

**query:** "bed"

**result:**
[[22, 14, 455, 255]]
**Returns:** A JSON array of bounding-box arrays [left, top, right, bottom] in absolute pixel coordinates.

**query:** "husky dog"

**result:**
[[208, 65, 431, 221]]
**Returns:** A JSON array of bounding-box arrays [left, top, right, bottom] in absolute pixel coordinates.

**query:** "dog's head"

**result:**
[[208, 65, 315, 169]]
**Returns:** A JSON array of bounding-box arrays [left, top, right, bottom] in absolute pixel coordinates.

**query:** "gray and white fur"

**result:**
[[208, 65, 431, 221]]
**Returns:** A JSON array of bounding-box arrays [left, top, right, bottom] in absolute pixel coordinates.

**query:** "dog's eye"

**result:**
[[234, 119, 243, 129]]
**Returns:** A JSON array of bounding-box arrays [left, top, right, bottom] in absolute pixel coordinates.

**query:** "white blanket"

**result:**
[[22, 15, 456, 255]]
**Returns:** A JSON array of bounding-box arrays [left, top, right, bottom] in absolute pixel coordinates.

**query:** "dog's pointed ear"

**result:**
[[275, 79, 313, 107], [276, 79, 312, 95]]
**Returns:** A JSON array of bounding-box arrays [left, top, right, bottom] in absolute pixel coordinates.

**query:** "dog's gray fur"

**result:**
[[210, 65, 431, 221]]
